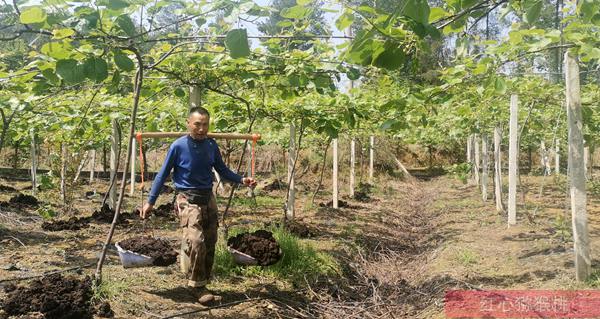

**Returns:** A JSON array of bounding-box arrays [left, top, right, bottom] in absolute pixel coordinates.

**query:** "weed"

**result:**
[[446, 163, 471, 184], [214, 226, 339, 285], [93, 277, 129, 301], [456, 249, 479, 266], [551, 213, 572, 243], [36, 205, 57, 220], [587, 270, 600, 288]]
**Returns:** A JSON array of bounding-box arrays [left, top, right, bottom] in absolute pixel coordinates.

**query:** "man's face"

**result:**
[[187, 112, 210, 140]]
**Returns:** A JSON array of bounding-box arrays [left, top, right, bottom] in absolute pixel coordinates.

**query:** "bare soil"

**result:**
[[0, 274, 112, 319], [118, 236, 178, 266], [227, 230, 282, 266]]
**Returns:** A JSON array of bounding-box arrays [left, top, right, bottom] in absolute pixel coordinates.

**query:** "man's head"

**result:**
[[187, 107, 210, 140]]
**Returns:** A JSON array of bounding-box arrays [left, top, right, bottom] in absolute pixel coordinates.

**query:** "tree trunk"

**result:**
[[369, 136, 374, 183], [109, 119, 119, 209], [30, 129, 37, 196], [555, 139, 560, 175], [286, 123, 295, 219], [474, 134, 481, 186], [565, 52, 590, 281], [60, 144, 67, 206], [130, 137, 136, 196], [90, 149, 96, 183]]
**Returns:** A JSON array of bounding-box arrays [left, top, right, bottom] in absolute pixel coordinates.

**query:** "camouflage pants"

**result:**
[[175, 192, 218, 288]]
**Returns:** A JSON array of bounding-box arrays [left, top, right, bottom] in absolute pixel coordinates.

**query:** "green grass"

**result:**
[[214, 226, 339, 284], [456, 249, 479, 266], [93, 276, 130, 302], [217, 194, 283, 208]]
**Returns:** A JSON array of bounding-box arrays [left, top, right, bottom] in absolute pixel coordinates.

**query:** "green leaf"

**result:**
[[113, 51, 134, 71], [429, 7, 450, 23], [280, 5, 310, 19], [403, 0, 430, 24], [347, 67, 360, 80], [115, 14, 136, 37], [52, 28, 75, 39], [107, 0, 129, 10], [225, 29, 250, 59], [174, 87, 185, 97], [195, 17, 206, 27], [41, 69, 60, 85], [56, 59, 85, 84], [83, 57, 108, 83], [20, 7, 47, 24], [335, 11, 354, 31], [524, 0, 543, 24], [372, 41, 406, 70], [494, 77, 506, 95], [40, 41, 72, 59]]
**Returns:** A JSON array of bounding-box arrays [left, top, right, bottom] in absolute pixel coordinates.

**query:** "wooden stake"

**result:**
[[584, 146, 590, 180], [30, 129, 36, 196], [286, 123, 295, 219], [508, 94, 519, 225], [494, 126, 504, 212], [333, 138, 339, 209], [109, 119, 119, 210], [565, 52, 591, 281]]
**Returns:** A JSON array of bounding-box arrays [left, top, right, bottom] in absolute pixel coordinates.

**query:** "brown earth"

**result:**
[[0, 273, 112, 319], [227, 230, 281, 266], [118, 236, 178, 266]]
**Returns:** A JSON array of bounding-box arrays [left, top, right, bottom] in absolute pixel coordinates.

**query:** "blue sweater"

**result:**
[[147, 135, 243, 205]]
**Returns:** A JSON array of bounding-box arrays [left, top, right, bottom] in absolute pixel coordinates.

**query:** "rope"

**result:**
[[136, 132, 145, 189]]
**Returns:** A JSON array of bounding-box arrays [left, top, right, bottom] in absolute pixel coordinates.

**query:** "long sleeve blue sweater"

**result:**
[[147, 135, 243, 205]]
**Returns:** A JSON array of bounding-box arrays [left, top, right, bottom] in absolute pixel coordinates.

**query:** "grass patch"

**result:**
[[218, 194, 283, 209], [93, 276, 129, 301], [456, 249, 479, 266], [214, 226, 339, 284]]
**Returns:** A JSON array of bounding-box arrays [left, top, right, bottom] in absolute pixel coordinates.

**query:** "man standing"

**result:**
[[140, 106, 256, 304]]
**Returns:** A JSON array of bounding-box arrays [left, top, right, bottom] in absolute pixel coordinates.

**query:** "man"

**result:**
[[140, 106, 256, 304]]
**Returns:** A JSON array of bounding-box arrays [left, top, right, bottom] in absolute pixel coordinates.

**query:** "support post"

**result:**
[[508, 95, 519, 225], [565, 52, 591, 281], [350, 138, 355, 198], [333, 138, 339, 209], [89, 149, 96, 183], [368, 136, 374, 183]]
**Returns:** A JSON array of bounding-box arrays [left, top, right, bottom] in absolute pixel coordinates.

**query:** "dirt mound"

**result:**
[[0, 184, 17, 192], [119, 236, 178, 266], [154, 202, 175, 219], [285, 221, 317, 238], [319, 199, 351, 208], [261, 178, 287, 191], [227, 230, 282, 266], [9, 194, 39, 207], [354, 183, 373, 202], [0, 273, 112, 319], [42, 217, 90, 231], [91, 204, 135, 224]]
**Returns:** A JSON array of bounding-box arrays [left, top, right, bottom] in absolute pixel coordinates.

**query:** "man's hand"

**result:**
[[242, 177, 257, 188], [140, 202, 154, 219]]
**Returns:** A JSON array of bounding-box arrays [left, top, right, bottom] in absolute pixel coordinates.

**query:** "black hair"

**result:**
[[189, 106, 210, 118]]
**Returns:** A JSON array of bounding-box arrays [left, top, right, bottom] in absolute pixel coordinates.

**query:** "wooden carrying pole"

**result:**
[[136, 132, 261, 140]]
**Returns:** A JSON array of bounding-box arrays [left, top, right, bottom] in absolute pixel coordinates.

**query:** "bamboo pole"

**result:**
[[30, 129, 37, 196], [286, 124, 295, 219], [333, 138, 339, 209]]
